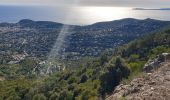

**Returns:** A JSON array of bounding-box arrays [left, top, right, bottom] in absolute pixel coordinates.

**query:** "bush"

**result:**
[[80, 75, 88, 83], [100, 54, 108, 65], [59, 91, 73, 100], [33, 94, 47, 100], [99, 57, 130, 97], [129, 54, 140, 62], [68, 76, 77, 84], [49, 92, 59, 100]]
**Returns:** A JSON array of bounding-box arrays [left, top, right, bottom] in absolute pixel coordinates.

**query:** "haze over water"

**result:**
[[1, 6, 170, 25]]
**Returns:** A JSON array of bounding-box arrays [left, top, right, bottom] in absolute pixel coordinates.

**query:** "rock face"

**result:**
[[143, 53, 170, 72], [106, 56, 170, 100]]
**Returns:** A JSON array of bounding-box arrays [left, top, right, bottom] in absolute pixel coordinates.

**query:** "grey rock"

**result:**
[[106, 57, 170, 100]]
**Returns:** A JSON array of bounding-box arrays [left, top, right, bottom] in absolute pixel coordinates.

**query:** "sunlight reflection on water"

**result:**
[[1, 6, 170, 25]]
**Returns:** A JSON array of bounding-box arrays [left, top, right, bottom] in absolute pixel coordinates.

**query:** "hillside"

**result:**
[[0, 18, 169, 61], [0, 22, 170, 100], [107, 60, 170, 100]]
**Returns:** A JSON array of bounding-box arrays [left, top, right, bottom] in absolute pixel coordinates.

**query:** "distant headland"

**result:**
[[133, 8, 170, 10]]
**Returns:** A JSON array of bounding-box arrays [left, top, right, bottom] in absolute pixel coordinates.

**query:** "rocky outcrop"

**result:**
[[32, 61, 66, 75], [0, 76, 5, 81], [143, 53, 170, 72], [106, 54, 170, 100]]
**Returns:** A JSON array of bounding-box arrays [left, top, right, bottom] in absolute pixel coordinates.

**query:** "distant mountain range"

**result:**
[[0, 18, 170, 60], [133, 8, 170, 10]]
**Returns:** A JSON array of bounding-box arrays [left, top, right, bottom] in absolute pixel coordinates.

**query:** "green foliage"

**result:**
[[0, 28, 170, 100], [68, 76, 77, 84], [128, 61, 145, 73], [115, 57, 130, 78], [0, 57, 39, 79], [80, 74, 88, 83], [122, 61, 146, 84], [33, 94, 47, 100], [149, 45, 170, 59], [0, 79, 35, 100], [99, 57, 130, 97], [100, 54, 108, 65], [17, 58, 39, 76], [118, 31, 170, 59], [58, 91, 73, 100], [129, 54, 140, 62], [49, 92, 59, 100]]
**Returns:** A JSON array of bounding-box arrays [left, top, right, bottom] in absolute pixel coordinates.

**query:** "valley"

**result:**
[[0, 18, 169, 61], [0, 18, 170, 100]]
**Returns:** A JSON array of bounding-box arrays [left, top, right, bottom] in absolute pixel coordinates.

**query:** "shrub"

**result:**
[[99, 57, 130, 97], [33, 94, 47, 100], [80, 75, 88, 83]]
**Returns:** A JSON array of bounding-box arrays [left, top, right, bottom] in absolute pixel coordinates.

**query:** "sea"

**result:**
[[0, 5, 170, 25]]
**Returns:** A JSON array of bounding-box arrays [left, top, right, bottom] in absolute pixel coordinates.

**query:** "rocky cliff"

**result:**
[[106, 55, 170, 100]]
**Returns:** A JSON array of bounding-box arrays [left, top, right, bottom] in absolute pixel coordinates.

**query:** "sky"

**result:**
[[0, 0, 170, 8]]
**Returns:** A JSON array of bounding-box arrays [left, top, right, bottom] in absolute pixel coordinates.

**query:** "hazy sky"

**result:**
[[0, 0, 170, 8]]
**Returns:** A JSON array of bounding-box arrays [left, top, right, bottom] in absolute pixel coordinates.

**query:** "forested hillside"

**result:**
[[0, 26, 169, 100]]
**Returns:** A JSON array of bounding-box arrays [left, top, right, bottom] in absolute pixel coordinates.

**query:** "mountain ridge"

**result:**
[[0, 18, 169, 27]]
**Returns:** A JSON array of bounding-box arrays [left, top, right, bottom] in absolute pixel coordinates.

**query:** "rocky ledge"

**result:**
[[106, 54, 170, 100]]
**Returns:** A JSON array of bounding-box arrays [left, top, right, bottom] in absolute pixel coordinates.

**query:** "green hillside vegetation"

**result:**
[[0, 29, 170, 100]]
